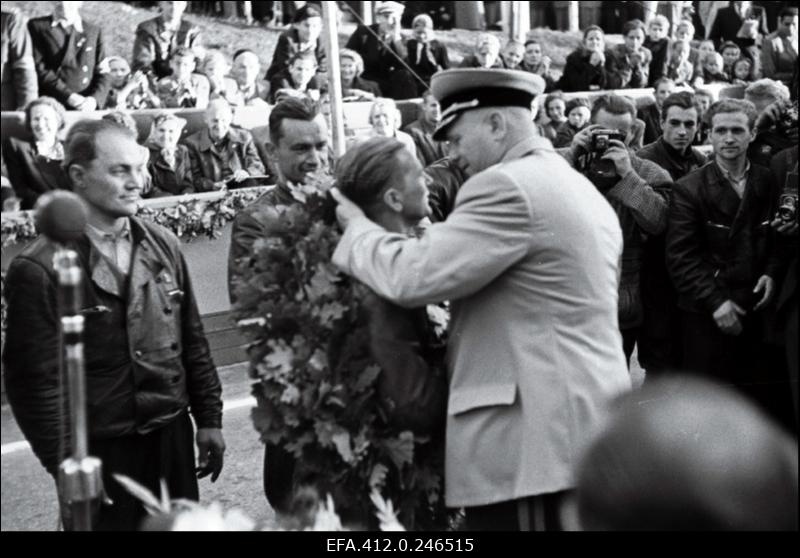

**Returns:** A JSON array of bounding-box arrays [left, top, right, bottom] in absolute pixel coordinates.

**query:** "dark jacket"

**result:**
[[457, 54, 503, 69], [637, 102, 663, 147], [638, 138, 708, 182], [145, 144, 194, 197], [132, 16, 201, 78], [667, 161, 782, 315], [403, 118, 448, 167], [709, 5, 768, 51], [518, 60, 557, 92], [1, 10, 38, 111], [184, 126, 266, 192], [1, 136, 70, 210], [267, 71, 321, 104], [2, 217, 222, 476], [644, 37, 670, 86], [27, 15, 110, 108], [265, 28, 326, 82], [342, 75, 382, 99], [605, 44, 652, 89], [405, 38, 450, 84], [554, 121, 585, 148], [423, 156, 468, 223], [557, 48, 612, 92], [344, 24, 407, 84]]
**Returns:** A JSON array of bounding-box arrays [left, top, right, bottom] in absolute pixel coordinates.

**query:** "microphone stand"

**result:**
[[54, 248, 104, 531]]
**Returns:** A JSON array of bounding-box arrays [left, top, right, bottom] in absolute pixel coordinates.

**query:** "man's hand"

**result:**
[[78, 97, 98, 112], [67, 93, 86, 108], [540, 55, 552, 72], [570, 124, 600, 153], [771, 217, 799, 236], [713, 300, 746, 335], [330, 187, 366, 230], [601, 139, 633, 177], [231, 170, 250, 182], [196, 427, 225, 482], [753, 275, 775, 311]]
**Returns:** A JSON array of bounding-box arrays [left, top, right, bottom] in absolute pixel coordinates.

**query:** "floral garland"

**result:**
[[232, 178, 450, 530], [0, 187, 271, 248]]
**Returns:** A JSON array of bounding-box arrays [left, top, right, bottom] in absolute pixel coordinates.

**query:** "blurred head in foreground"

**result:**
[[576, 376, 798, 531]]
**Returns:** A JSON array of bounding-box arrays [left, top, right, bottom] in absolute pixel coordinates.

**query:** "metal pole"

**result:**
[[361, 1, 373, 25], [322, 1, 347, 158], [568, 1, 580, 32]]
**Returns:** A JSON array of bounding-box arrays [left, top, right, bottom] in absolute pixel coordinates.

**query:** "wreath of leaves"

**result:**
[[232, 181, 449, 530], [0, 187, 271, 248]]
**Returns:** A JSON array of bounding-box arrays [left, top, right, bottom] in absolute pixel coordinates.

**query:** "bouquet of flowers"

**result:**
[[232, 175, 450, 530]]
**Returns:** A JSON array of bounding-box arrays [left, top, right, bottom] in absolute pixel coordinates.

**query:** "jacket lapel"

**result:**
[[705, 163, 742, 227]]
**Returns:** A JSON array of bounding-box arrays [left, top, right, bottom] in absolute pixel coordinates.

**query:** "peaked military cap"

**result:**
[[430, 69, 546, 140]]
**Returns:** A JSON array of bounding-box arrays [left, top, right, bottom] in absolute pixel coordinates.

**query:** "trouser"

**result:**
[[60, 412, 198, 531], [263, 442, 296, 515], [464, 490, 572, 531], [681, 311, 794, 431]]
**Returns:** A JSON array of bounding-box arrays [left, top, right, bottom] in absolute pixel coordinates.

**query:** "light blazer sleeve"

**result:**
[[332, 168, 532, 308]]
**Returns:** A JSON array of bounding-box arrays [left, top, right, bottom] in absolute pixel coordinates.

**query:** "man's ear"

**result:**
[[67, 164, 85, 191], [487, 110, 507, 139], [381, 187, 403, 212]]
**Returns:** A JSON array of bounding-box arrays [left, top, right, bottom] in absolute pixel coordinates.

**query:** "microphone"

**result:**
[[34, 190, 89, 244]]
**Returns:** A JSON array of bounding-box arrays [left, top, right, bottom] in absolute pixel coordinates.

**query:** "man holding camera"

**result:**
[[666, 98, 789, 423], [561, 94, 671, 364], [637, 91, 708, 375]]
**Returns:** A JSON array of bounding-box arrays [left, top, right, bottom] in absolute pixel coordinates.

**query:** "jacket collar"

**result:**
[[197, 127, 245, 153], [502, 135, 554, 163]]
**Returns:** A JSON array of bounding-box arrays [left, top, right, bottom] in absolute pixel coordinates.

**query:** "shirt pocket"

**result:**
[[448, 383, 517, 416]]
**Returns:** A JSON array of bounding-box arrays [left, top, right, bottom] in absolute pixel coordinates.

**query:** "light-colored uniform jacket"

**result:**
[[333, 136, 631, 507]]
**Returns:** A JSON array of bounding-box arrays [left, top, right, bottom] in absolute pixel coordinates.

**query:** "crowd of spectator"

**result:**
[[0, 0, 798, 433]]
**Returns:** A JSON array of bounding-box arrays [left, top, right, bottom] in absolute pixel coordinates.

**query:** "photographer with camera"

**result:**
[[744, 79, 798, 167], [666, 98, 793, 428], [561, 94, 671, 365]]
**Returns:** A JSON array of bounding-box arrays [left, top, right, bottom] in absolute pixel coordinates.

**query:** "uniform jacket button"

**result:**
[[134, 350, 143, 358], [164, 306, 172, 315], [170, 342, 178, 351]]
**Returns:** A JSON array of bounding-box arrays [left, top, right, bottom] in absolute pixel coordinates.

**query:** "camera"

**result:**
[[590, 129, 626, 155], [776, 170, 798, 224]]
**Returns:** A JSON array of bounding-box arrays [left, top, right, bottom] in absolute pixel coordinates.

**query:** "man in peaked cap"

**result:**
[[331, 69, 631, 531]]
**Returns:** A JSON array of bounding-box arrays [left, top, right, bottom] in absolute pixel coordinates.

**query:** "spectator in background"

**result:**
[[2, 96, 70, 210], [500, 39, 524, 70], [264, 3, 325, 82], [132, 1, 201, 79], [339, 49, 381, 101], [693, 88, 713, 145], [696, 51, 729, 85], [554, 97, 591, 148], [644, 14, 671, 86], [709, 1, 768, 52], [558, 25, 613, 92], [731, 56, 755, 85], [28, 1, 110, 111], [201, 49, 236, 100], [345, 1, 415, 100], [101, 110, 140, 137], [268, 52, 321, 104], [639, 77, 676, 146], [695, 39, 717, 67], [184, 98, 265, 192], [761, 7, 798, 88], [459, 33, 502, 69], [1, 8, 38, 111], [673, 19, 700, 68], [606, 19, 653, 89], [719, 41, 741, 77], [561, 94, 671, 364], [145, 112, 194, 197], [358, 98, 417, 161], [518, 40, 556, 92], [403, 90, 447, 166], [744, 79, 796, 167], [666, 98, 787, 422], [105, 56, 160, 110], [405, 14, 449, 96], [155, 46, 210, 108], [638, 91, 708, 375], [666, 39, 695, 85], [226, 49, 269, 108], [576, 377, 798, 531], [540, 91, 567, 143]]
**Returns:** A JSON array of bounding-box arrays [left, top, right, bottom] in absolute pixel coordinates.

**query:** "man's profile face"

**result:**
[[445, 109, 501, 175], [274, 115, 329, 184], [422, 96, 441, 125], [72, 130, 147, 219], [709, 111, 755, 161], [388, 149, 429, 223], [593, 108, 634, 144], [206, 102, 233, 140], [662, 105, 698, 151], [779, 15, 798, 36]]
